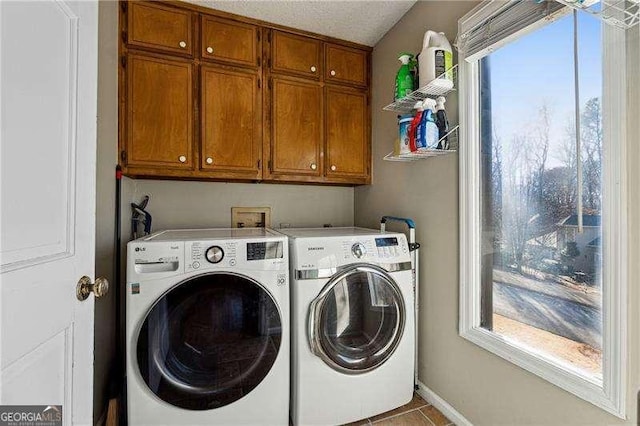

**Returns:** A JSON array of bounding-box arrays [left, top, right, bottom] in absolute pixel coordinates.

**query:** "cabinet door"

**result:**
[[127, 2, 193, 56], [125, 53, 193, 169], [271, 31, 321, 79], [325, 86, 369, 181], [201, 15, 259, 68], [325, 44, 368, 87], [269, 77, 322, 178], [201, 66, 261, 178]]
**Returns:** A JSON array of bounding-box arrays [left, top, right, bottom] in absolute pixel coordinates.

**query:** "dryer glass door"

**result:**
[[136, 272, 282, 410], [309, 265, 405, 374]]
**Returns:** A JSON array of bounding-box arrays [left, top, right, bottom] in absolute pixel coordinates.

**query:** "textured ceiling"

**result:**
[[185, 1, 418, 46]]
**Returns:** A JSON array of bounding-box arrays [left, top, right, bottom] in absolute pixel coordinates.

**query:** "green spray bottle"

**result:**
[[394, 53, 414, 101]]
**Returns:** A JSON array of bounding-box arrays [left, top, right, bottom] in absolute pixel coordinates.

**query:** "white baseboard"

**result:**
[[416, 381, 473, 426]]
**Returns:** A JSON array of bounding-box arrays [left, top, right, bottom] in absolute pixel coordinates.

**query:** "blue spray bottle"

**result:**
[[418, 98, 439, 151]]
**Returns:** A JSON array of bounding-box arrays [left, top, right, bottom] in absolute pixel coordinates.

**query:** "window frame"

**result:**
[[458, 2, 627, 418]]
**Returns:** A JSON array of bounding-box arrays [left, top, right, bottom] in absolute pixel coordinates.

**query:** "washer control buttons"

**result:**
[[205, 246, 224, 264], [229, 258, 237, 266], [192, 261, 200, 269], [351, 243, 366, 259]]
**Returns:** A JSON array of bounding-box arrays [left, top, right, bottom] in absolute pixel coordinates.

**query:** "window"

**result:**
[[459, 1, 627, 417]]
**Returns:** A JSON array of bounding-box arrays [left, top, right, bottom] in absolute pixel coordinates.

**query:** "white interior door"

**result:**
[[0, 1, 99, 424]]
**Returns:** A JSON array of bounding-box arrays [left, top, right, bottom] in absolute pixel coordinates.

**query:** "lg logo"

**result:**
[[134, 247, 146, 252]]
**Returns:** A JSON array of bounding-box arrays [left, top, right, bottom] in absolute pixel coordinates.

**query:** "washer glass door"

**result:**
[[309, 265, 405, 373], [136, 272, 281, 410]]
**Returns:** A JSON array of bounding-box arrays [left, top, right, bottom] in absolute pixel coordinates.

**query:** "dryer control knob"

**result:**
[[351, 243, 366, 259], [205, 246, 224, 264]]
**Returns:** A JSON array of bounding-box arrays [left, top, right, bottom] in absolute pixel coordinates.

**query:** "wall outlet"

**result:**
[[231, 207, 271, 228]]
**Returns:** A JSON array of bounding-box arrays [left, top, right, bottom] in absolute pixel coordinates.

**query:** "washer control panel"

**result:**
[[185, 239, 286, 272]]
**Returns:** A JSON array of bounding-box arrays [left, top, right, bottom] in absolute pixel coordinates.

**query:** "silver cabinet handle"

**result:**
[[331, 165, 337, 171], [179, 155, 187, 163], [330, 70, 336, 76], [310, 163, 317, 170], [310, 66, 317, 73], [206, 46, 213, 54], [206, 157, 213, 165], [179, 41, 187, 48]]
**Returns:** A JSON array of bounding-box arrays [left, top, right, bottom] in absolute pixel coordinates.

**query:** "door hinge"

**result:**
[[120, 2, 127, 13], [258, 78, 261, 89], [121, 56, 127, 68], [267, 160, 272, 171], [120, 150, 127, 163], [268, 78, 272, 90], [257, 159, 261, 169], [257, 31, 261, 42]]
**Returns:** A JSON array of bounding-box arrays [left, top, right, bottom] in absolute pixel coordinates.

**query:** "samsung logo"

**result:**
[[307, 247, 325, 251]]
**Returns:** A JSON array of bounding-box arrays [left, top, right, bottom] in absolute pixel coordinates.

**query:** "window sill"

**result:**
[[459, 325, 624, 418]]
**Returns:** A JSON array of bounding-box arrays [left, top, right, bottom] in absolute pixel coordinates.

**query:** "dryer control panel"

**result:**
[[292, 232, 410, 271]]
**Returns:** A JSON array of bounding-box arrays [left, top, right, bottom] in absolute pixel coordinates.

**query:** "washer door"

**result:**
[[308, 265, 405, 374], [136, 273, 282, 410]]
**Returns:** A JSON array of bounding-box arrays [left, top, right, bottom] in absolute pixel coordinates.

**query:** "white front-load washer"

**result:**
[[278, 227, 415, 425], [126, 228, 289, 425]]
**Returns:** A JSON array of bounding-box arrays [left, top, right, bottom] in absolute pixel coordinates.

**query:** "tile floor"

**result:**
[[343, 393, 454, 426]]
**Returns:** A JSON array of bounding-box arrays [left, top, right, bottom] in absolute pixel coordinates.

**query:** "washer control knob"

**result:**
[[351, 243, 366, 259], [205, 246, 224, 264]]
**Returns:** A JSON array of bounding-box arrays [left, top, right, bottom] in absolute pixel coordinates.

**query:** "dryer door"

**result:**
[[136, 272, 282, 410], [308, 264, 405, 374]]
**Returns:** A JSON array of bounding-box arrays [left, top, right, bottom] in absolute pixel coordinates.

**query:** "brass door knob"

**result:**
[[76, 276, 109, 301]]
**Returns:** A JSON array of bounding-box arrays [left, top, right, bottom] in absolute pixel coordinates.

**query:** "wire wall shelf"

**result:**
[[556, 0, 639, 29], [384, 126, 459, 162], [383, 65, 458, 114]]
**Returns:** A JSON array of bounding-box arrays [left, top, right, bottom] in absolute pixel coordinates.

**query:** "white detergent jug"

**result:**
[[418, 30, 453, 91]]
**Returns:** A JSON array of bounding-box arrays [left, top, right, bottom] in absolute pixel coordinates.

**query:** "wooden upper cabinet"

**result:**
[[201, 16, 259, 67], [325, 44, 368, 87], [127, 2, 193, 56], [269, 77, 323, 178], [270, 31, 322, 79], [125, 53, 193, 169], [201, 66, 261, 178], [325, 86, 369, 180]]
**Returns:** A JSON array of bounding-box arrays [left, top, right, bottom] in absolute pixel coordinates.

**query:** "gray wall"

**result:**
[[94, 1, 118, 422], [356, 2, 640, 425], [94, 2, 353, 422], [125, 180, 353, 232]]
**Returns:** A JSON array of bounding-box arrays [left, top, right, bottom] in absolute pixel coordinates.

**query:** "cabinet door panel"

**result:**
[[201, 66, 261, 177], [325, 87, 368, 179], [325, 44, 367, 87], [128, 2, 193, 56], [271, 31, 321, 79], [126, 54, 193, 169], [270, 78, 322, 176], [201, 16, 258, 67]]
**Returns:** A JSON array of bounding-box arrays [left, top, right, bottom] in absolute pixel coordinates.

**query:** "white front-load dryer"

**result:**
[[126, 228, 289, 425], [278, 227, 415, 425]]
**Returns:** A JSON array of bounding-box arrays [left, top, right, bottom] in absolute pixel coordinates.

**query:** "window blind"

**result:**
[[456, 0, 567, 60]]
